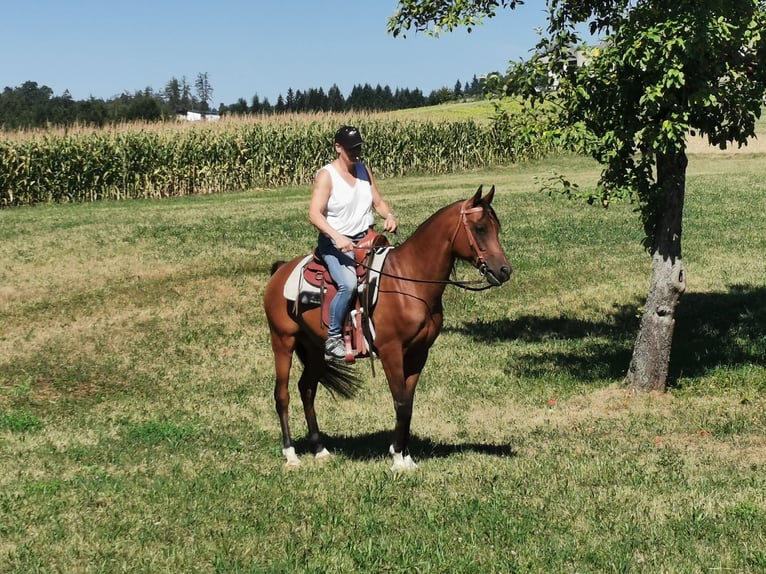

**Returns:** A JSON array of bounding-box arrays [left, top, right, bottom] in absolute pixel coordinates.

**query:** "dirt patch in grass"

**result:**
[[451, 386, 766, 469], [686, 133, 766, 155]]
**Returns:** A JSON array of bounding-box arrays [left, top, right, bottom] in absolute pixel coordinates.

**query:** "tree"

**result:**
[[227, 97, 249, 115], [164, 77, 183, 110], [275, 94, 286, 114], [123, 90, 163, 121], [0, 81, 55, 128], [47, 89, 76, 125], [389, 0, 766, 392], [428, 86, 455, 105], [194, 72, 214, 111], [76, 97, 109, 126], [306, 87, 328, 112], [327, 84, 345, 112], [250, 94, 262, 114], [180, 76, 194, 109], [285, 88, 295, 112], [471, 75, 481, 96]]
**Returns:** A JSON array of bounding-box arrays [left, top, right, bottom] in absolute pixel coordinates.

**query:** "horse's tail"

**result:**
[[295, 344, 362, 399], [270, 261, 287, 275], [319, 360, 363, 399]]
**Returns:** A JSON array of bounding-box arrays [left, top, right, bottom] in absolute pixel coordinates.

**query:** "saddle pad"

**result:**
[[282, 248, 393, 304], [283, 254, 314, 301], [364, 247, 393, 307]]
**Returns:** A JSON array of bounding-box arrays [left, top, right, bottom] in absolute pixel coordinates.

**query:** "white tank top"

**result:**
[[321, 162, 374, 236]]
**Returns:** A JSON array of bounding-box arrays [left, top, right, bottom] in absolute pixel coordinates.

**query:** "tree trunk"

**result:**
[[626, 150, 688, 392]]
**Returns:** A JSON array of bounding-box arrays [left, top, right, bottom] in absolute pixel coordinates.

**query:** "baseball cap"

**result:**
[[334, 126, 364, 149]]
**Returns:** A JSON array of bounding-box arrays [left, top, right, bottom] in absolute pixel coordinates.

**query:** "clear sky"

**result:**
[[2, 1, 549, 108]]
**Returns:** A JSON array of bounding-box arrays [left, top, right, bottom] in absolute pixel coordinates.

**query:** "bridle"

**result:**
[[450, 201, 489, 277], [356, 201, 497, 291]]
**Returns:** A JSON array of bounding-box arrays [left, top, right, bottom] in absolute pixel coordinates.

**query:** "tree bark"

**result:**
[[626, 150, 688, 392]]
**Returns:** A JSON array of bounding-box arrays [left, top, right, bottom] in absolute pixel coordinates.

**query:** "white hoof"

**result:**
[[315, 447, 331, 462], [283, 446, 301, 468], [389, 445, 418, 472]]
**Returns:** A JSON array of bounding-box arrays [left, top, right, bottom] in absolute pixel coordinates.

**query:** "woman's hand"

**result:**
[[383, 213, 398, 233], [334, 235, 355, 253]]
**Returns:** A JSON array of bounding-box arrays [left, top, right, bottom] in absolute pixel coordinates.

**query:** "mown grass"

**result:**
[[1, 151, 765, 573]]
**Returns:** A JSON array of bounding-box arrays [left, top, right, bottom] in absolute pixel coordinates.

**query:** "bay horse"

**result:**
[[262, 185, 511, 470]]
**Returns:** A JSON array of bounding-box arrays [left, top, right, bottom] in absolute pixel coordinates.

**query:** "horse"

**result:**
[[262, 185, 512, 470]]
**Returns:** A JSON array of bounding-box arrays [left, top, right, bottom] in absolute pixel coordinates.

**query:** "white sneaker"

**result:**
[[324, 336, 345, 361]]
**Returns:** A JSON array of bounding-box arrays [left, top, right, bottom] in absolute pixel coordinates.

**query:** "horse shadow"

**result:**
[[449, 283, 766, 387], [295, 431, 517, 462]]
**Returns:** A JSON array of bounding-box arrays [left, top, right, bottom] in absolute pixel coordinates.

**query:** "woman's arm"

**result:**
[[309, 169, 355, 252], [367, 166, 398, 233]]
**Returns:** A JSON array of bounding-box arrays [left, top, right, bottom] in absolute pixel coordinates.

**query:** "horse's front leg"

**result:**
[[382, 352, 425, 471]]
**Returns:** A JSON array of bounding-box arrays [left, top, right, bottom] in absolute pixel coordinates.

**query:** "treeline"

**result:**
[[222, 77, 486, 115], [0, 75, 489, 130]]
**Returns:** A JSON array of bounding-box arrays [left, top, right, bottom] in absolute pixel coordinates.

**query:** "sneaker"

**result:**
[[324, 336, 346, 361]]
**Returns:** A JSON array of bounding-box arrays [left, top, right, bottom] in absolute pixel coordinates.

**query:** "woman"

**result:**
[[308, 125, 398, 360]]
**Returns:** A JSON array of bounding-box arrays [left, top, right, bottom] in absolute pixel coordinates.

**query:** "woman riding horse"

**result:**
[[264, 180, 511, 470], [309, 126, 398, 361]]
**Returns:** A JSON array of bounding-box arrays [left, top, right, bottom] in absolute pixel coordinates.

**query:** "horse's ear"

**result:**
[[484, 185, 495, 205], [472, 185, 484, 206]]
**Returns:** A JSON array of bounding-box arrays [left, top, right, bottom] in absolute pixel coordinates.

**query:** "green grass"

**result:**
[[388, 98, 520, 121], [1, 151, 766, 573]]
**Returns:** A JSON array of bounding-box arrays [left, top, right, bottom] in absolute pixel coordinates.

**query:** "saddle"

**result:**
[[300, 228, 390, 364]]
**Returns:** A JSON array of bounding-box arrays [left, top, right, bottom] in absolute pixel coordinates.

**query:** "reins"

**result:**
[[355, 259, 496, 291], [354, 201, 497, 292]]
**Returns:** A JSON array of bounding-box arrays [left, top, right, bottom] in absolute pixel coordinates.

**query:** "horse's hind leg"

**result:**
[[272, 336, 301, 467], [297, 345, 330, 460]]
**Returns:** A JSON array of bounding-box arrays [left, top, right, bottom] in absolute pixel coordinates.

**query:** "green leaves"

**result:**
[[499, 0, 766, 245], [387, 0, 523, 38]]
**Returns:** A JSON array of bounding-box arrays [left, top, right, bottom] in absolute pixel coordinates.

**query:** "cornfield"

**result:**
[[0, 113, 562, 207]]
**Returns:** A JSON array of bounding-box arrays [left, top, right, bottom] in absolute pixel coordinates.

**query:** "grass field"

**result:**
[[1, 147, 766, 572]]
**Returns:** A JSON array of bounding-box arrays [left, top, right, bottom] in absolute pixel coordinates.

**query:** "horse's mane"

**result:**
[[402, 197, 500, 243]]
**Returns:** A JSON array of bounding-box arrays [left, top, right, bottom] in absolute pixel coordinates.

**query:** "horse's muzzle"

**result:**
[[485, 265, 512, 286]]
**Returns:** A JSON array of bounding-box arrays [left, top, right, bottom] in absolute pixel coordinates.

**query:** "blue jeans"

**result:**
[[317, 231, 364, 337]]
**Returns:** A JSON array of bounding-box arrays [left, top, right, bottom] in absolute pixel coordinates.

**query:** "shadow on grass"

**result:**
[[671, 284, 766, 383], [287, 286, 764, 461], [297, 432, 517, 462], [449, 283, 766, 386], [447, 300, 640, 383]]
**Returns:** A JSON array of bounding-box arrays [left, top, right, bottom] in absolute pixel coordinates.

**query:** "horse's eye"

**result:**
[[474, 224, 488, 234]]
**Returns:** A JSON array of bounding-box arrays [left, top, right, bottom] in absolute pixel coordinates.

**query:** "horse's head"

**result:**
[[454, 185, 512, 286]]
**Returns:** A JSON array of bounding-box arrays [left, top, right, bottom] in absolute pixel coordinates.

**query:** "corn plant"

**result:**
[[0, 112, 563, 207]]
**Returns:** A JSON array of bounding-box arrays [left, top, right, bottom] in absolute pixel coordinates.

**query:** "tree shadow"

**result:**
[[671, 284, 766, 382], [447, 300, 640, 383], [449, 283, 766, 387], [295, 431, 517, 462], [288, 286, 764, 462]]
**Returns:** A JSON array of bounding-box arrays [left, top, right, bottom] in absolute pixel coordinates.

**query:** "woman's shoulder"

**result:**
[[316, 162, 335, 178]]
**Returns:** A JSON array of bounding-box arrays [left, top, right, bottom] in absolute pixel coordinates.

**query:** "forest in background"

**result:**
[[0, 71, 490, 130]]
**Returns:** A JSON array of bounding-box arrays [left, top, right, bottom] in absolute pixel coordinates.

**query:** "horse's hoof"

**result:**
[[315, 448, 331, 462], [283, 446, 301, 468], [390, 450, 418, 472]]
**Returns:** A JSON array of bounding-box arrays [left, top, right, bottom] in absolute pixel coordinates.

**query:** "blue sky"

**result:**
[[3, 1, 549, 108]]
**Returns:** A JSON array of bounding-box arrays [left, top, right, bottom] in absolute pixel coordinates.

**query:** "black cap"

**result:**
[[334, 125, 364, 149]]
